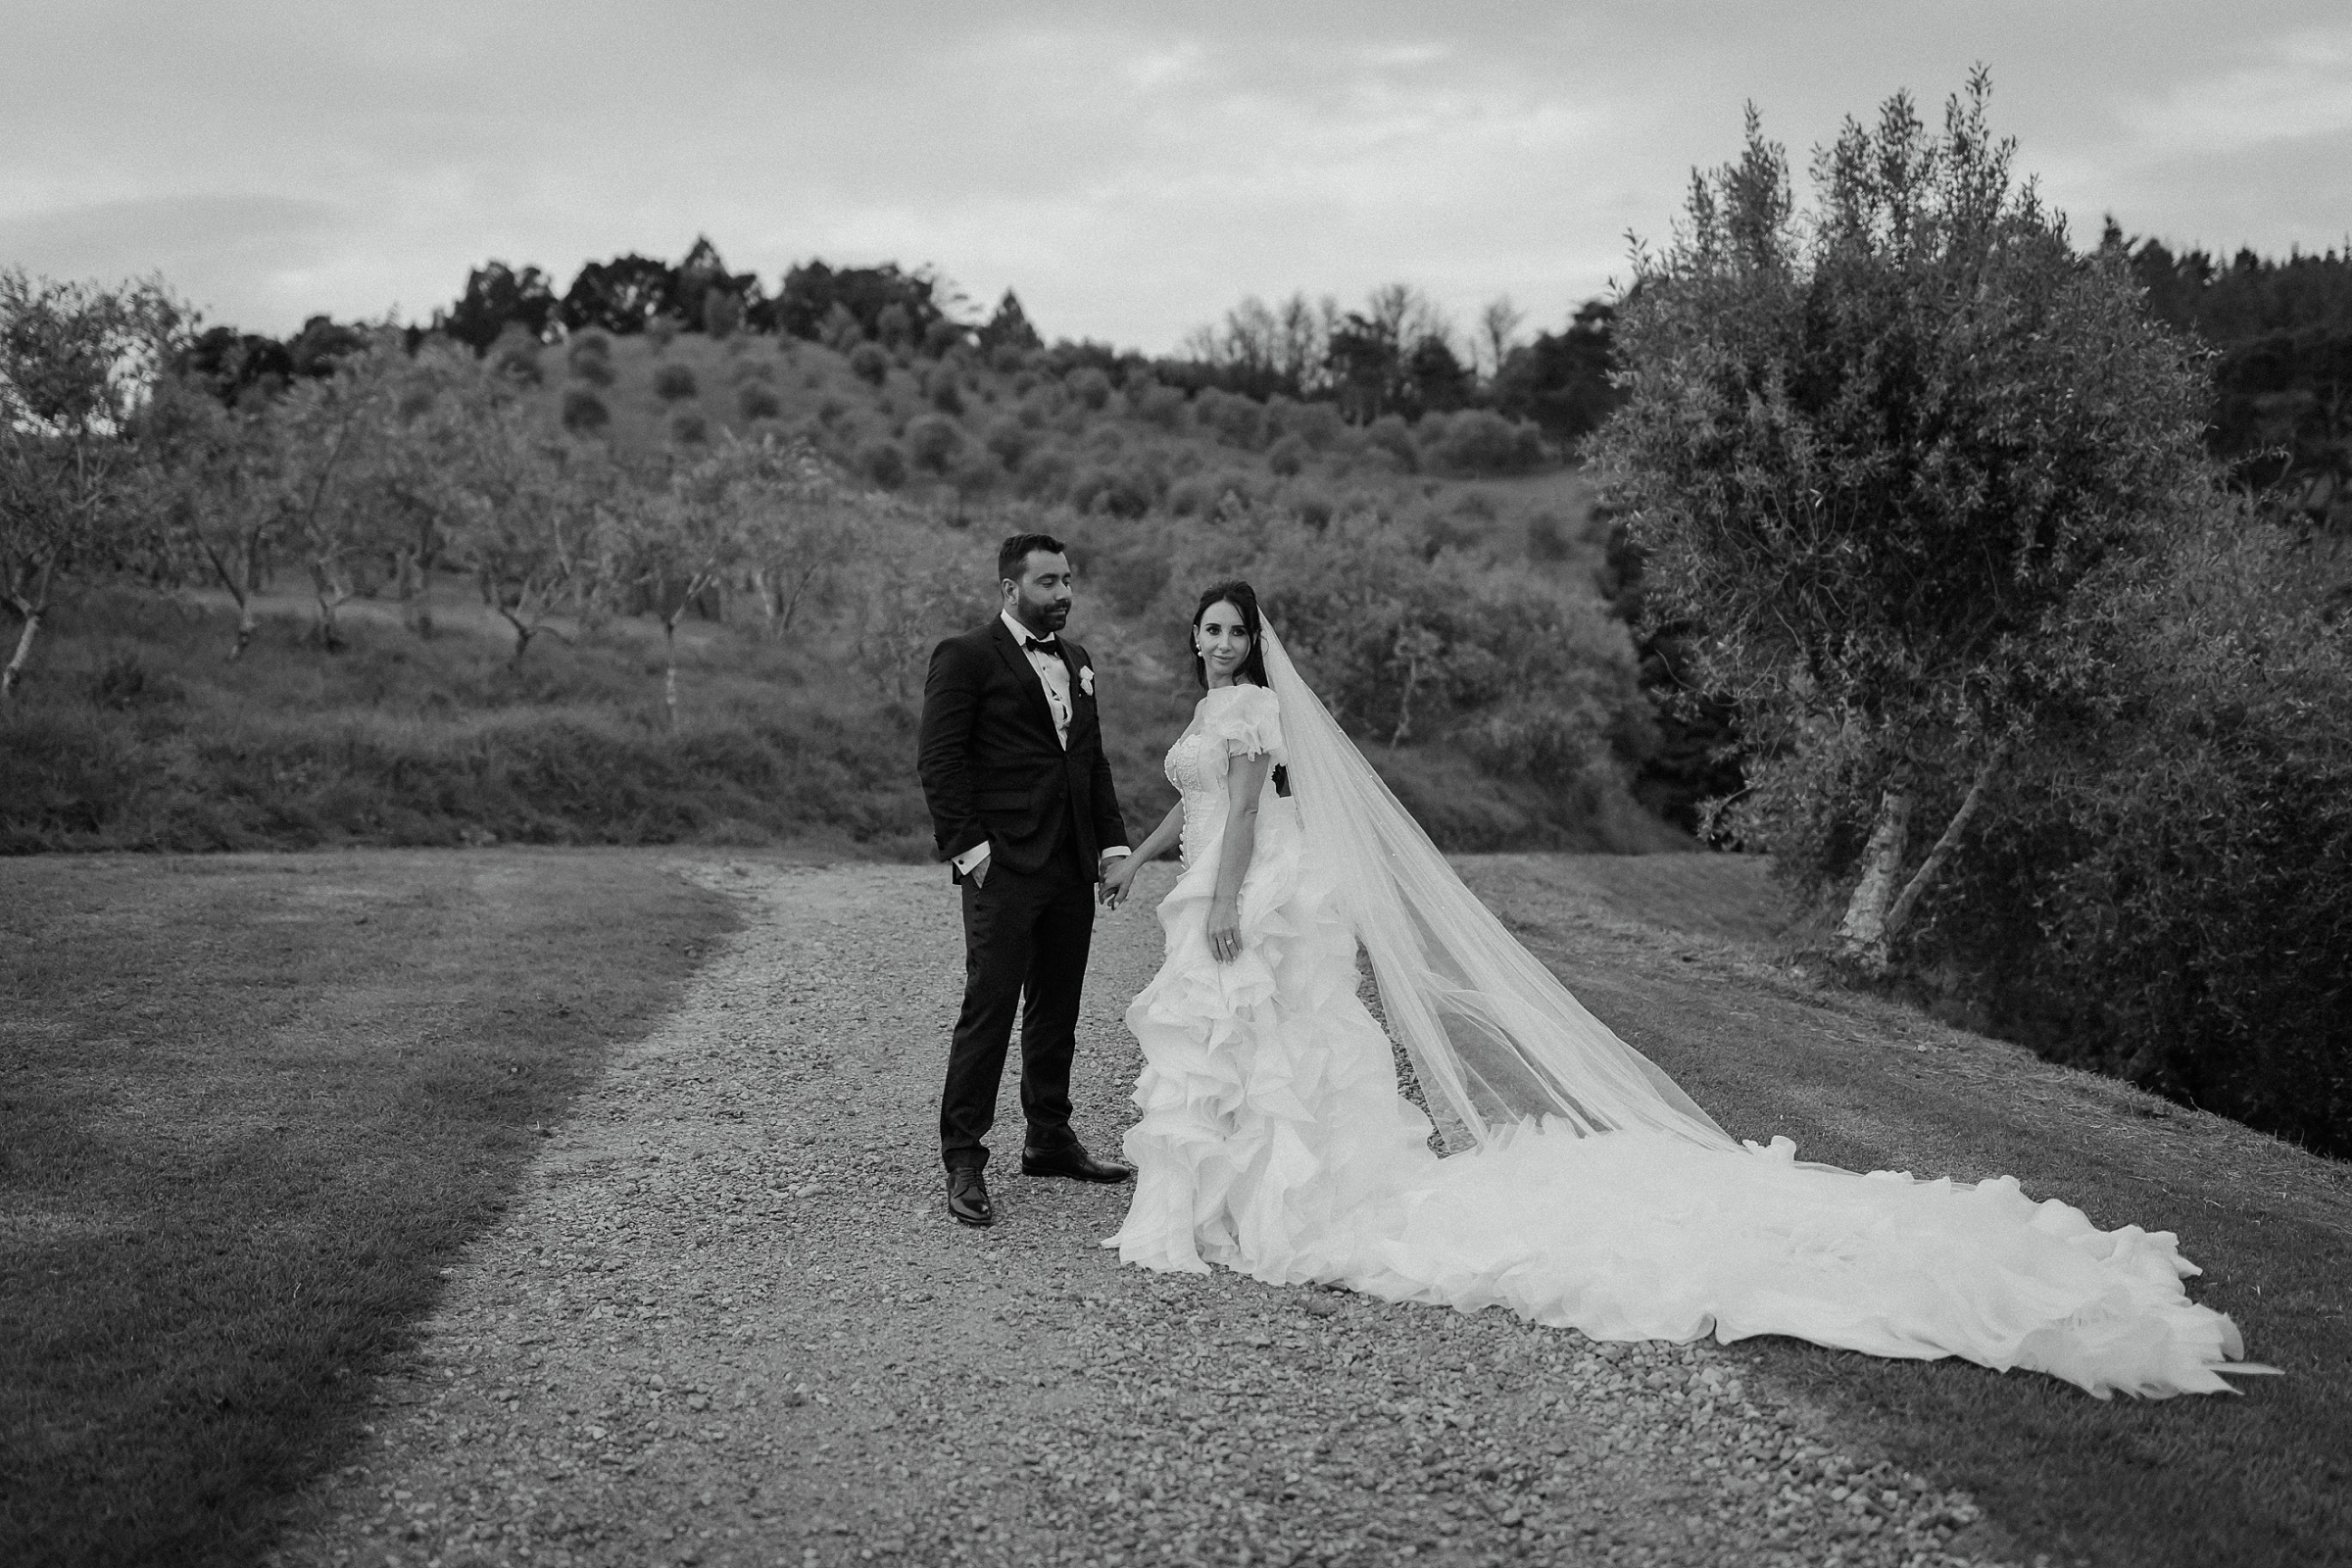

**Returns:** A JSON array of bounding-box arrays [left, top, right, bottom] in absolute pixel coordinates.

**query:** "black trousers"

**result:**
[[939, 834, 1095, 1170]]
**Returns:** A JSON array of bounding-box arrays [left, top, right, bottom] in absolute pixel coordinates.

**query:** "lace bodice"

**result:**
[[1164, 684, 1286, 863]]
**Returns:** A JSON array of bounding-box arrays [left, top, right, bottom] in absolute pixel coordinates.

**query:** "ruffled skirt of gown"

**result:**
[[1104, 801, 2260, 1400]]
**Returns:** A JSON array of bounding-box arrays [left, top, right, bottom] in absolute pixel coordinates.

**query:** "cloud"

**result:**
[[0, 194, 350, 322], [0, 2, 2346, 347]]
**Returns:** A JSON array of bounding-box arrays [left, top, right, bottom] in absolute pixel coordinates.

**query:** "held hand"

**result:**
[[1207, 897, 1242, 964], [1099, 857, 1138, 909]]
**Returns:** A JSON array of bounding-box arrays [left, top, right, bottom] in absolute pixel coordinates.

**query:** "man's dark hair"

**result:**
[[998, 531, 1067, 584]]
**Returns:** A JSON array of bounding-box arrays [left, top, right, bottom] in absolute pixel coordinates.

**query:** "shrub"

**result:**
[[566, 330, 612, 364], [815, 396, 848, 427], [1926, 517, 2352, 1152], [1016, 446, 1074, 502], [737, 383, 782, 421], [905, 413, 965, 473], [1195, 386, 1268, 449], [668, 412, 709, 445], [1525, 508, 1573, 562], [1128, 379, 1188, 430], [646, 314, 681, 350], [1067, 368, 1112, 411], [1424, 409, 1545, 474], [702, 290, 744, 339], [570, 354, 614, 387], [860, 439, 908, 490], [561, 388, 610, 433], [1289, 486, 1336, 530], [983, 418, 1032, 471], [928, 373, 965, 416], [653, 364, 699, 402], [848, 342, 890, 386], [949, 451, 1002, 498], [1364, 414, 1419, 473], [989, 343, 1029, 374], [1268, 397, 1344, 449], [1069, 464, 1157, 518], [1265, 434, 1306, 477]]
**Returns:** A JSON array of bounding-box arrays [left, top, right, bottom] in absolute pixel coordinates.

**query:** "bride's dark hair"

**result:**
[[1191, 579, 1270, 690]]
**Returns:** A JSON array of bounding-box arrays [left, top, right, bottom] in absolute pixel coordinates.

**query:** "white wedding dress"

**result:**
[[1106, 678, 2266, 1400]]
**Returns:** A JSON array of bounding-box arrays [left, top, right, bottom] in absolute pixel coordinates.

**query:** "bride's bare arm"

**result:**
[[1207, 753, 1274, 962], [1102, 802, 1183, 907]]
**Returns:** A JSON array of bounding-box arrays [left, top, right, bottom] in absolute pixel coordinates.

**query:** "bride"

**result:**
[[1097, 579, 2268, 1400]]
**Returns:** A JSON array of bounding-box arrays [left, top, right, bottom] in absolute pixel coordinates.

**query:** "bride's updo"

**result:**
[[1190, 579, 1271, 689]]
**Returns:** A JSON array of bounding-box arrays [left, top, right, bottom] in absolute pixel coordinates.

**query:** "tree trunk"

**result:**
[[1835, 771, 1914, 975], [2, 605, 43, 700], [201, 535, 261, 661], [1882, 737, 2014, 944], [1, 560, 55, 700], [662, 616, 681, 729], [309, 559, 349, 650]]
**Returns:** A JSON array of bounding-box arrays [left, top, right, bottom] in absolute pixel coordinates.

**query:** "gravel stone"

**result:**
[[267, 860, 2020, 1568]]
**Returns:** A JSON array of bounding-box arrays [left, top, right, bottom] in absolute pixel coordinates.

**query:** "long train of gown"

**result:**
[[1104, 686, 2262, 1399]]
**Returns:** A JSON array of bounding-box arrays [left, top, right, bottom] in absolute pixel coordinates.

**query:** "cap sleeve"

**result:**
[[1200, 685, 1285, 763]]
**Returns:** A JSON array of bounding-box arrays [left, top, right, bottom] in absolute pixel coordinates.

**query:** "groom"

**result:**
[[916, 532, 1134, 1228]]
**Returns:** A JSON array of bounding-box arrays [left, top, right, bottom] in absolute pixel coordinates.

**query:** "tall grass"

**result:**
[[0, 589, 929, 857], [5, 584, 1678, 858]]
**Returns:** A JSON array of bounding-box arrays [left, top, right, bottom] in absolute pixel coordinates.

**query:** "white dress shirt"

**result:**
[[954, 612, 1129, 878]]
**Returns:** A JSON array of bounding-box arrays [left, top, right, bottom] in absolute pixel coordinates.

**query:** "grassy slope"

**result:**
[[0, 848, 739, 1568], [1461, 854, 2352, 1568], [541, 328, 1606, 554]]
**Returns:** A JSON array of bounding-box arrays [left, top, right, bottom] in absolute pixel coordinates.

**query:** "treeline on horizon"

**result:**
[[182, 236, 1620, 448], [177, 226, 2352, 527]]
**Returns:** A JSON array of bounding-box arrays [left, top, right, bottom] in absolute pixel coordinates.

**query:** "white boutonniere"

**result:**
[[1079, 665, 1096, 697]]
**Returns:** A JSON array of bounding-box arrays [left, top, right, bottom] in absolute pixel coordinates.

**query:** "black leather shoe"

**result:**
[[946, 1167, 995, 1227], [1020, 1142, 1133, 1183]]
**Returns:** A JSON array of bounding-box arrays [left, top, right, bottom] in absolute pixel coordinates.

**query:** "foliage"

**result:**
[[1597, 75, 2214, 963], [560, 386, 610, 432], [1, 270, 189, 693], [652, 363, 699, 402], [440, 261, 557, 352], [1927, 514, 2352, 1152], [1494, 301, 1621, 443], [977, 288, 1043, 354], [1418, 410, 1546, 475], [557, 253, 678, 335], [2119, 229, 2352, 533]]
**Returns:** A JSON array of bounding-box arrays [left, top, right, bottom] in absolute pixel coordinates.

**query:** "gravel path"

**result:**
[[270, 859, 2018, 1568]]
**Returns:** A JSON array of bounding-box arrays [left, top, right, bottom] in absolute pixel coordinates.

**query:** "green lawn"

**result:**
[[0, 848, 739, 1568], [1462, 854, 2352, 1568]]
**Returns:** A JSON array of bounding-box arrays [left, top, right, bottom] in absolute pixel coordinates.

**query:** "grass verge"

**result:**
[[0, 847, 740, 1567], [1462, 854, 2352, 1568]]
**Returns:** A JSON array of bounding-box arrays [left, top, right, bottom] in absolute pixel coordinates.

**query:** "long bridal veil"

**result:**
[[1258, 619, 1736, 1154]]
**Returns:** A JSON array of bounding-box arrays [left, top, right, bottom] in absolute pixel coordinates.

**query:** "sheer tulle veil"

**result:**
[[1258, 618, 1737, 1154]]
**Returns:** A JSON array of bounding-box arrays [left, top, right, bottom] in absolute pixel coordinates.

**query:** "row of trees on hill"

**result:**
[[1, 273, 906, 718], [1603, 74, 2352, 1153], [425, 236, 1620, 445], [2117, 227, 2352, 536]]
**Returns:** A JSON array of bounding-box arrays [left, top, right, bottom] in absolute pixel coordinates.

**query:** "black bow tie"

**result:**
[[1021, 635, 1061, 659]]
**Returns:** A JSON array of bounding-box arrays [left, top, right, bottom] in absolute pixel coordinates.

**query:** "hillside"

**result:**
[[5, 300, 1704, 859], [517, 323, 1605, 568]]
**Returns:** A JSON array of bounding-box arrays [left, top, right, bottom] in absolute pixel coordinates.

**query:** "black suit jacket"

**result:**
[[917, 619, 1129, 880]]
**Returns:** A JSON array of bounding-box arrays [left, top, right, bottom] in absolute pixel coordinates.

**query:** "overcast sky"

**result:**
[[4, 1, 2348, 351]]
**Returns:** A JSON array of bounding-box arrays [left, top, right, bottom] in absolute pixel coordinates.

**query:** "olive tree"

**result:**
[[0, 270, 184, 696], [1596, 74, 2215, 970], [256, 336, 405, 647]]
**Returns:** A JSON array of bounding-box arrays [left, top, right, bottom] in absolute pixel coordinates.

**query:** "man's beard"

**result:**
[[1024, 600, 1071, 632]]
